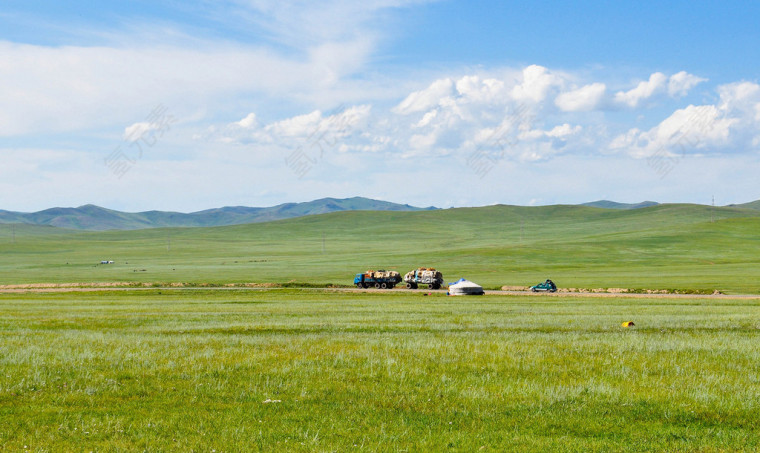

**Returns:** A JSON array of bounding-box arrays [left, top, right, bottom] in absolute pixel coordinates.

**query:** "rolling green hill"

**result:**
[[732, 199, 760, 210], [1, 203, 759, 292], [581, 200, 659, 209], [0, 197, 436, 230]]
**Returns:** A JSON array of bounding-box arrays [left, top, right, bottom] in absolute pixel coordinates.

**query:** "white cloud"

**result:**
[[210, 104, 373, 148], [236, 113, 259, 129], [408, 132, 437, 150], [520, 123, 582, 140], [415, 109, 438, 128], [611, 71, 706, 108], [204, 68, 758, 173], [668, 71, 707, 97], [608, 128, 643, 151], [718, 81, 760, 112], [546, 123, 582, 138], [455, 75, 507, 103], [0, 40, 352, 137], [124, 122, 158, 142], [555, 83, 607, 112], [656, 105, 732, 144], [614, 72, 668, 108], [393, 78, 454, 114], [611, 104, 737, 158], [267, 110, 323, 137], [510, 65, 564, 103]]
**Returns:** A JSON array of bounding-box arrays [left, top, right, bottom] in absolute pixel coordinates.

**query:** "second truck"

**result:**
[[403, 267, 444, 289]]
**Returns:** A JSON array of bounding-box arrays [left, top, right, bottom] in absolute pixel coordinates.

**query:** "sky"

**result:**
[[1, 0, 759, 212]]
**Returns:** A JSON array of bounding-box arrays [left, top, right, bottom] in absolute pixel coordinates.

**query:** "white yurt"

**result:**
[[448, 278, 485, 296]]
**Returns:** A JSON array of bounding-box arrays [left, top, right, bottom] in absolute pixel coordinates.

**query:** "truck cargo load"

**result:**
[[404, 267, 444, 289], [354, 269, 402, 289]]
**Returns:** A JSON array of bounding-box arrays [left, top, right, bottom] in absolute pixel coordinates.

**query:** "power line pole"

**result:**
[[711, 195, 714, 223]]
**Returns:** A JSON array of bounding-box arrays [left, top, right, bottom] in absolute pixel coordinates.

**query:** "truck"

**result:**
[[354, 270, 402, 289], [403, 267, 444, 289]]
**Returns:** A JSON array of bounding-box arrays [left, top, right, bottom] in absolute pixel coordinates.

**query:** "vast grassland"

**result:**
[[1, 204, 759, 293], [1, 289, 758, 451]]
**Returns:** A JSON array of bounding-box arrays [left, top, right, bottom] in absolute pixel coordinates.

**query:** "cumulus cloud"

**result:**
[[611, 104, 737, 158], [614, 72, 668, 108], [718, 81, 760, 111], [393, 78, 455, 114], [455, 75, 507, 103], [210, 104, 373, 146], [206, 67, 749, 169], [510, 65, 564, 103], [668, 71, 707, 97], [555, 83, 607, 112], [520, 124, 582, 140], [612, 71, 706, 109], [415, 109, 438, 128], [236, 113, 259, 128]]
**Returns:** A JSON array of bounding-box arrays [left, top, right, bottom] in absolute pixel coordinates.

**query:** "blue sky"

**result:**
[[1, 0, 759, 211]]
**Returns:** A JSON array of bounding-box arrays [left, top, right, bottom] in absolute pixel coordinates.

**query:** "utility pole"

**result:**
[[711, 195, 715, 223]]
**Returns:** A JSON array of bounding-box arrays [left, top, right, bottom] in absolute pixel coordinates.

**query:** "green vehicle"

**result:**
[[530, 279, 557, 292]]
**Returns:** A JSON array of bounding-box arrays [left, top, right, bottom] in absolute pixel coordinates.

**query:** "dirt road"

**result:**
[[1, 282, 758, 299]]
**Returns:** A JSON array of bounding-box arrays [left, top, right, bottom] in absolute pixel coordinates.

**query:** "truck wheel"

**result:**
[[406, 283, 413, 289], [356, 283, 363, 289], [381, 282, 387, 289], [374, 283, 381, 289]]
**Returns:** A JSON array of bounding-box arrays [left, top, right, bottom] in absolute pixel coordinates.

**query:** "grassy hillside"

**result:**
[[1, 204, 759, 292], [734, 199, 760, 210], [581, 200, 659, 209]]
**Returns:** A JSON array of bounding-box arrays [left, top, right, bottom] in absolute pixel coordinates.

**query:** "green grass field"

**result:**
[[1, 289, 758, 451], [1, 204, 759, 293]]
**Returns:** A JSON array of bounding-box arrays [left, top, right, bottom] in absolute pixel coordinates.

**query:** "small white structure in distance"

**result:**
[[448, 278, 485, 296]]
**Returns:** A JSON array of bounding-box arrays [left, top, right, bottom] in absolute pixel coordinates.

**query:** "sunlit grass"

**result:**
[[1, 289, 758, 451]]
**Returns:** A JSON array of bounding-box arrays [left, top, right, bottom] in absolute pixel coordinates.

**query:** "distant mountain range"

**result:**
[[1, 197, 758, 231], [0, 197, 437, 231]]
